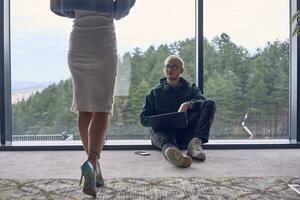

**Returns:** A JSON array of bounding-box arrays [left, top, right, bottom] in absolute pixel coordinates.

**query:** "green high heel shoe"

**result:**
[[96, 161, 105, 186], [79, 160, 97, 197]]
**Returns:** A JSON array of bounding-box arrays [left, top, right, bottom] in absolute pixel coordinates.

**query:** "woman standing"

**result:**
[[50, 0, 135, 197]]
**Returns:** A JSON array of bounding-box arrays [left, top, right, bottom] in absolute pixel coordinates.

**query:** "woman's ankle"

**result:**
[[88, 151, 100, 169]]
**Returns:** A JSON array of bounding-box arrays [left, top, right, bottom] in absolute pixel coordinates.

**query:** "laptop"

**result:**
[[149, 112, 188, 132]]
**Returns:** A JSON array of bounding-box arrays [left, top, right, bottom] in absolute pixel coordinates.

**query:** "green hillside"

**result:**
[[12, 34, 289, 140]]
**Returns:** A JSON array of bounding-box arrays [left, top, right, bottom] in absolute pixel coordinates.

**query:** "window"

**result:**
[[10, 0, 196, 143], [203, 0, 290, 140], [2, 0, 298, 147]]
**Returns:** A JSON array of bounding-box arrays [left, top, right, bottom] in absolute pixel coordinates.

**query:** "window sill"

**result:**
[[1, 139, 300, 150]]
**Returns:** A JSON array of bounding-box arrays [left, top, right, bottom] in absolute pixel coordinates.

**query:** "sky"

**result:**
[[11, 0, 289, 82]]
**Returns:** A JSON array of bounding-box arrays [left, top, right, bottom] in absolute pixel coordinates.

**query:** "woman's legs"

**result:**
[[78, 112, 93, 155], [88, 112, 110, 168], [78, 111, 110, 168]]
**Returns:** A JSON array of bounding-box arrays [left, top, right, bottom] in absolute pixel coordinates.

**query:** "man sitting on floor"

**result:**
[[140, 55, 216, 168]]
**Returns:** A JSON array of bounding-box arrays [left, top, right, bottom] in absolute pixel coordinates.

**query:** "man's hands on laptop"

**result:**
[[178, 102, 193, 112]]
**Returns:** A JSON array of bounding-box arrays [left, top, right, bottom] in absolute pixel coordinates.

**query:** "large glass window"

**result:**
[[203, 0, 290, 140], [11, 0, 196, 143]]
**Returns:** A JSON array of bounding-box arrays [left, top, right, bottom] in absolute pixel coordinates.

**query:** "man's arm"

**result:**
[[140, 91, 154, 127]]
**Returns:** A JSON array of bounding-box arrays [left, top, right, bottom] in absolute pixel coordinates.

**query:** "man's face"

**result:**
[[163, 59, 183, 80]]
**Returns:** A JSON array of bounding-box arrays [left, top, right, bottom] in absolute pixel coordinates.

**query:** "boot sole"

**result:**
[[187, 151, 206, 161], [165, 148, 192, 168]]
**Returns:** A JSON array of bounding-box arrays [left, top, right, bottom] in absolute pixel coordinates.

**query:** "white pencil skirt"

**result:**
[[68, 11, 117, 113]]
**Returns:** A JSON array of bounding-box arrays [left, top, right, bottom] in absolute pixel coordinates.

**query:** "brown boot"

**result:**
[[164, 147, 192, 168], [187, 138, 206, 161]]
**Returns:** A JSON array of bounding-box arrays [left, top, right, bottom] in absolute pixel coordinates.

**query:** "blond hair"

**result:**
[[164, 55, 184, 69]]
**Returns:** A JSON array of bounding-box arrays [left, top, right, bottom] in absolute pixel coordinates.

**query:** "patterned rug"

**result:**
[[0, 177, 299, 200]]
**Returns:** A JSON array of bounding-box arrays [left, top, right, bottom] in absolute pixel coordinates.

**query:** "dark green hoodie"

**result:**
[[140, 77, 206, 127]]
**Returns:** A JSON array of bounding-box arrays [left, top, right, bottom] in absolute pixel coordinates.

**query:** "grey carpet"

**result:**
[[0, 177, 299, 199]]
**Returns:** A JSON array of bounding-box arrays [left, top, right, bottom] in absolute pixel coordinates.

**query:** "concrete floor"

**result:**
[[0, 149, 299, 179]]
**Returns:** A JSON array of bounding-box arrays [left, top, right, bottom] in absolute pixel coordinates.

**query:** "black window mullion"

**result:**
[[297, 0, 300, 143], [0, 0, 11, 145], [0, 0, 5, 145], [196, 0, 203, 93]]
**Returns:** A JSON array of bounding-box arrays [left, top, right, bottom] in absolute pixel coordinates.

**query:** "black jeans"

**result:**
[[150, 99, 216, 153]]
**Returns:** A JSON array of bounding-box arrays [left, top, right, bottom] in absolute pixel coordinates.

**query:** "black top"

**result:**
[[140, 77, 206, 127]]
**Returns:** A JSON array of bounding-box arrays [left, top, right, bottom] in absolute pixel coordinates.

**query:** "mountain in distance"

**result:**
[[12, 81, 56, 104], [12, 81, 55, 91]]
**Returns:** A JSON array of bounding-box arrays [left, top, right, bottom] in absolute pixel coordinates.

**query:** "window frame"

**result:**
[[0, 0, 11, 146], [291, 0, 300, 143], [1, 0, 299, 150]]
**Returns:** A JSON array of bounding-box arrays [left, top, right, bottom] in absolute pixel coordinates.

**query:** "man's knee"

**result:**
[[202, 99, 216, 113]]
